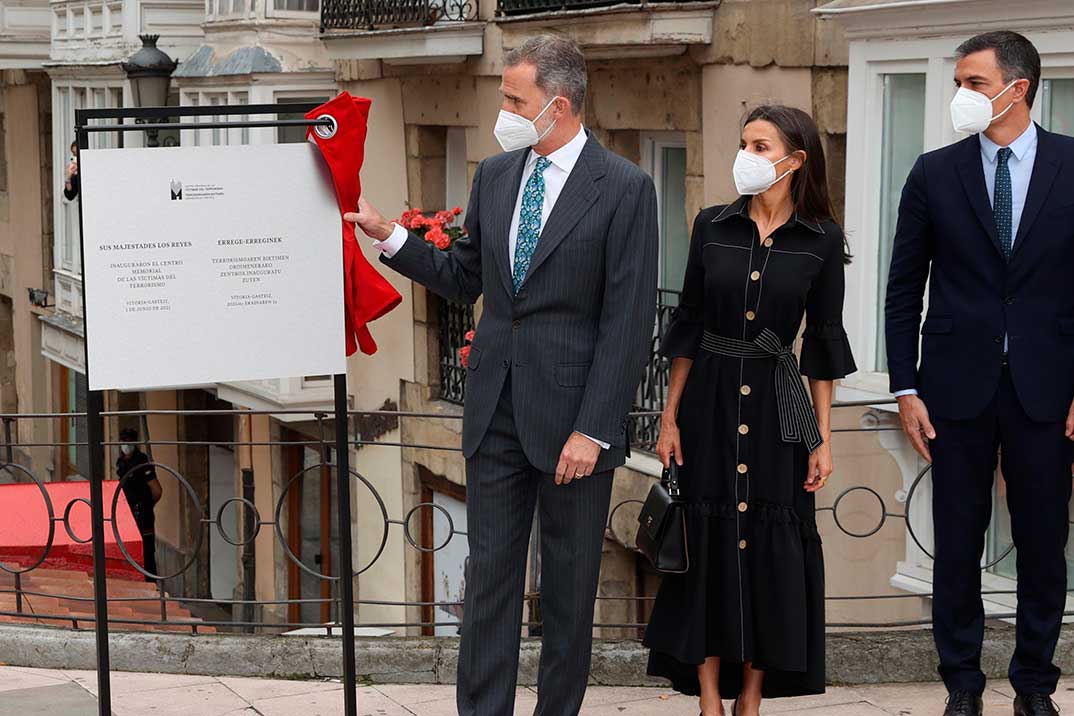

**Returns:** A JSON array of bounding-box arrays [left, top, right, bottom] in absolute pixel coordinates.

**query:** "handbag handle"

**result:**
[[662, 461, 681, 498]]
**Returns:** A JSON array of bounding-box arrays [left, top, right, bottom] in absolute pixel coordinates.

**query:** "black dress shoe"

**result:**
[[1015, 693, 1060, 716], [944, 690, 983, 716]]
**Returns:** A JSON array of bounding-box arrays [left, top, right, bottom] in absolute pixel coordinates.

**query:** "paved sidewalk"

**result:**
[[1, 666, 1073, 715]]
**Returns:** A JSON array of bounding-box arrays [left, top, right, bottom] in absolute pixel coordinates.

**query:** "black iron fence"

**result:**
[[0, 401, 1047, 640], [321, 0, 477, 31]]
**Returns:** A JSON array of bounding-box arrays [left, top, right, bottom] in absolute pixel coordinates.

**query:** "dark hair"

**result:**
[[119, 427, 139, 441], [504, 35, 587, 115], [743, 105, 850, 262], [955, 31, 1041, 108]]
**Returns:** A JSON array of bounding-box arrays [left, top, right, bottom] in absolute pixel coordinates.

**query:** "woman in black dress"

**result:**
[[643, 105, 856, 716]]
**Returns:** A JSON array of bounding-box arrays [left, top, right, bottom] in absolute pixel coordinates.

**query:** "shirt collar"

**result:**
[[711, 196, 825, 234], [529, 125, 588, 173], [980, 121, 1037, 163]]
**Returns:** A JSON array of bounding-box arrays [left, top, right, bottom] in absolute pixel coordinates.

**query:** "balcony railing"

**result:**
[[437, 298, 475, 405], [631, 288, 679, 449], [321, 0, 477, 31], [496, 0, 683, 16], [434, 291, 680, 442]]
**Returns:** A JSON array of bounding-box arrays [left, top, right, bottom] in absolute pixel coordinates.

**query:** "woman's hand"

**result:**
[[656, 414, 683, 469], [804, 439, 833, 492]]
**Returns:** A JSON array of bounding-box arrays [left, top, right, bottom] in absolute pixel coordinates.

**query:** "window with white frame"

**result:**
[[875, 74, 926, 374], [206, 0, 256, 20], [180, 90, 250, 147], [841, 31, 1074, 614], [52, 82, 125, 298], [641, 133, 689, 292], [445, 127, 468, 221], [268, 0, 318, 16]]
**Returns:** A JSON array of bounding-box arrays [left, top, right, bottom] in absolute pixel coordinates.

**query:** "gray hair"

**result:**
[[504, 35, 587, 115]]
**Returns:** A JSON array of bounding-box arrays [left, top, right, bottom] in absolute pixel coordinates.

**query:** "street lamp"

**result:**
[[122, 34, 177, 147]]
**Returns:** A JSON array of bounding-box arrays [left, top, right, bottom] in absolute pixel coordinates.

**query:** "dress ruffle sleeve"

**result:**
[[800, 321, 856, 380], [659, 211, 707, 360], [800, 229, 857, 380]]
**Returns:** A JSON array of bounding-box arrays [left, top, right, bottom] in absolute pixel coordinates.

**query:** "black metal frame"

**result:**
[[73, 102, 359, 716], [437, 297, 474, 405]]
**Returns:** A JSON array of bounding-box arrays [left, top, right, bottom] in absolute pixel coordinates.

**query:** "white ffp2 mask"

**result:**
[[950, 80, 1018, 134], [494, 97, 559, 152], [732, 150, 792, 196]]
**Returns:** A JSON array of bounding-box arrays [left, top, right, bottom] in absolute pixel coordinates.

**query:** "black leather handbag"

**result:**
[[635, 462, 689, 574]]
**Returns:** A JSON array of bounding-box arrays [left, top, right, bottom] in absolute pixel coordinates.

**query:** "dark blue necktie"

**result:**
[[994, 147, 1013, 260]]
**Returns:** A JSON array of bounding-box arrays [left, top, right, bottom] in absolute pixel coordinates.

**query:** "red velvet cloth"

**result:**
[[306, 92, 402, 356], [0, 480, 144, 580]]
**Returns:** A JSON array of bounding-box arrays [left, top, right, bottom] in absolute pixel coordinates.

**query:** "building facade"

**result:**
[[3, 0, 1073, 638]]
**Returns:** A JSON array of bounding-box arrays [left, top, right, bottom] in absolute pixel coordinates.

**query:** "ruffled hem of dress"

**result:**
[[641, 499, 826, 691], [684, 499, 821, 542], [799, 322, 857, 380]]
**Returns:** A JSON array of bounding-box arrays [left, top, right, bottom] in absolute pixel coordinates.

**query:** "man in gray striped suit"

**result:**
[[347, 34, 658, 716]]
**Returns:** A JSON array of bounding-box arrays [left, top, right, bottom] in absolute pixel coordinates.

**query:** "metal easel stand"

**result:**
[[74, 102, 359, 716]]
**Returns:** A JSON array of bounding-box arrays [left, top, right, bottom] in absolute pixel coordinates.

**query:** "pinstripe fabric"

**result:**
[[381, 131, 659, 474], [699, 328, 824, 451], [380, 132, 658, 715], [459, 376, 614, 716]]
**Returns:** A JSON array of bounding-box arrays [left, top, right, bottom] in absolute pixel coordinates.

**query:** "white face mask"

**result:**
[[732, 150, 793, 196], [950, 79, 1018, 134], [494, 97, 560, 152], [120, 444, 134, 456]]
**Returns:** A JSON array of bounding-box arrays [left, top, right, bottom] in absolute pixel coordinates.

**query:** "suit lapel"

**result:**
[[1011, 125, 1059, 258], [957, 134, 1004, 258], [488, 149, 530, 296], [519, 135, 603, 289]]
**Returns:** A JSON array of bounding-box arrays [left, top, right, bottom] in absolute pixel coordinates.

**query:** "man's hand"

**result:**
[[897, 393, 935, 463], [65, 160, 78, 181], [555, 432, 600, 486], [343, 197, 394, 243]]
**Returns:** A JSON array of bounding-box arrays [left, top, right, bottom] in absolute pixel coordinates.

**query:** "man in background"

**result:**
[[116, 427, 163, 580]]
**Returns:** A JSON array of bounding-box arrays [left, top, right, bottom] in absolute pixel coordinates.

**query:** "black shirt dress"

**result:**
[[643, 197, 856, 699]]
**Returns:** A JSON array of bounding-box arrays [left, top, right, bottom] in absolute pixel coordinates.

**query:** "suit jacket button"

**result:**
[[993, 336, 1002, 344], [512, 320, 521, 329], [503, 359, 509, 368]]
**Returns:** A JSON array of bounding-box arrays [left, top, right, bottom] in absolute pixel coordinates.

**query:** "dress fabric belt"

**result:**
[[700, 328, 823, 453]]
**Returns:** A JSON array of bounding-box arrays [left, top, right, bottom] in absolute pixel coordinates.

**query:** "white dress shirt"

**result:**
[[893, 121, 1038, 398], [374, 126, 610, 451]]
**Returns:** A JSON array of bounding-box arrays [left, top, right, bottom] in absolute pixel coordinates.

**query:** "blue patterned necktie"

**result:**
[[994, 146, 1013, 260], [512, 156, 552, 294]]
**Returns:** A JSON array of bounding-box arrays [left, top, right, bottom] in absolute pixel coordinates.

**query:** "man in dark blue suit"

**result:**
[[886, 31, 1074, 716]]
